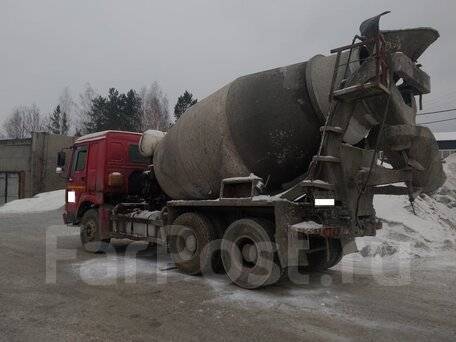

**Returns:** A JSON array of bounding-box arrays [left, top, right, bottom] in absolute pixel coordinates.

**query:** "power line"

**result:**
[[417, 108, 456, 116], [418, 117, 456, 125]]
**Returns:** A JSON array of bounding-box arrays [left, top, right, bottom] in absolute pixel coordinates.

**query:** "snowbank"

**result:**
[[0, 190, 65, 214], [355, 154, 456, 259]]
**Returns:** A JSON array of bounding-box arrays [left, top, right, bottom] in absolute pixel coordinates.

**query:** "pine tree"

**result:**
[[123, 89, 142, 132], [83, 88, 142, 133], [48, 105, 62, 134], [61, 111, 69, 135], [174, 91, 197, 120], [84, 96, 107, 133]]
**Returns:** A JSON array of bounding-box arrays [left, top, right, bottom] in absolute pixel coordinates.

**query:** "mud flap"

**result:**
[[341, 237, 358, 256]]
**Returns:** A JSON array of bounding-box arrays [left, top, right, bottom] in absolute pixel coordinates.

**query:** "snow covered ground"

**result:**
[[0, 190, 65, 214], [353, 154, 456, 260]]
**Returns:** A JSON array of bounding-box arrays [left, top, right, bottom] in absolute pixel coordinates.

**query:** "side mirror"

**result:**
[[57, 151, 66, 167]]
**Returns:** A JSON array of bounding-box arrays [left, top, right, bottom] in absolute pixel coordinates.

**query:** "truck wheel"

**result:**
[[221, 219, 282, 289], [168, 212, 220, 275], [80, 209, 110, 253], [299, 238, 343, 272]]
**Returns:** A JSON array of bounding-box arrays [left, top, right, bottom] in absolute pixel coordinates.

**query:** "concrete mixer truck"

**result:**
[[59, 13, 445, 288]]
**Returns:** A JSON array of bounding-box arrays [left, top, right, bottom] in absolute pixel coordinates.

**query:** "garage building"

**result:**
[[0, 132, 74, 204]]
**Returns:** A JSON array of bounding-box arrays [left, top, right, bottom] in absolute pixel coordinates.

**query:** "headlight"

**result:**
[[67, 191, 76, 203], [315, 198, 335, 206]]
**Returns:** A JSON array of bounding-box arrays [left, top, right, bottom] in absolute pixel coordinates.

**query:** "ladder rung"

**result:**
[[320, 126, 344, 134], [333, 82, 390, 102], [313, 156, 341, 163]]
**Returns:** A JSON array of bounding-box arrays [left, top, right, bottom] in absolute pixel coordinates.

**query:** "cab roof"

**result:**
[[75, 130, 142, 143]]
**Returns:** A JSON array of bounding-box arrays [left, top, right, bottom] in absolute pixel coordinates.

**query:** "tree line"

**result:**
[[0, 83, 198, 139]]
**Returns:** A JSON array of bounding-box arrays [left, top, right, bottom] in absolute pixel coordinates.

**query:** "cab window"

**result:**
[[73, 147, 88, 172], [128, 144, 149, 163]]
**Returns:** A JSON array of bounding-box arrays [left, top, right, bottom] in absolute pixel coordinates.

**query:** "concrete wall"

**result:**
[[0, 133, 75, 198], [0, 138, 32, 197], [30, 132, 75, 195]]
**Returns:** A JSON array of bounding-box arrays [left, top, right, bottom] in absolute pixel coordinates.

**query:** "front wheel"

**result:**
[[80, 209, 110, 253]]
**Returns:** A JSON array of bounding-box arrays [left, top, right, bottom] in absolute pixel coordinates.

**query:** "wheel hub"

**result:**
[[85, 221, 96, 241], [241, 244, 258, 264], [185, 234, 197, 253], [236, 236, 259, 268]]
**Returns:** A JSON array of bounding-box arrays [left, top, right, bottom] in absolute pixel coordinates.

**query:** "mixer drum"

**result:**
[[153, 27, 444, 200], [153, 61, 323, 200]]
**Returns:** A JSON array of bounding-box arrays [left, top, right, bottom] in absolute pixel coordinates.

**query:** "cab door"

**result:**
[[87, 142, 99, 192], [66, 145, 88, 214]]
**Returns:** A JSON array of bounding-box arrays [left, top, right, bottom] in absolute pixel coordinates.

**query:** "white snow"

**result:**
[[72, 255, 173, 286], [70, 242, 189, 286], [291, 220, 323, 230], [351, 153, 456, 260], [0, 190, 65, 214]]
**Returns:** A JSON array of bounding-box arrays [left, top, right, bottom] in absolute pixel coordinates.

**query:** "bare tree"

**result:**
[[3, 104, 46, 139], [23, 104, 45, 134], [77, 83, 97, 134], [3, 109, 24, 139], [139, 82, 171, 132], [59, 87, 76, 115], [54, 86, 76, 135]]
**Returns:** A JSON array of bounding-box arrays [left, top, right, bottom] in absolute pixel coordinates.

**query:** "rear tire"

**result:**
[[221, 218, 282, 289], [80, 209, 110, 253], [168, 212, 221, 275], [299, 238, 343, 272]]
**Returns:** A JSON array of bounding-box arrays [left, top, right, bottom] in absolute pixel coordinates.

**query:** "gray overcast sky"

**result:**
[[1, 0, 455, 132]]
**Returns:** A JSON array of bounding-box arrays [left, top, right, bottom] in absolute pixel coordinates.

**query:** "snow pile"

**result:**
[[355, 154, 456, 259], [436, 153, 456, 206], [0, 190, 65, 214]]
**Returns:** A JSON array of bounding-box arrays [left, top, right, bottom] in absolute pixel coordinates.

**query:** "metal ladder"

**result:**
[[282, 33, 391, 202], [311, 33, 391, 201]]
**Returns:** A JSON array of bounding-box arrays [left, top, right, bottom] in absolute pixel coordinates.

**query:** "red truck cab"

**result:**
[[62, 131, 149, 238]]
